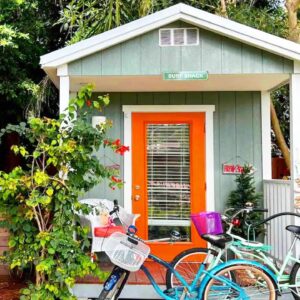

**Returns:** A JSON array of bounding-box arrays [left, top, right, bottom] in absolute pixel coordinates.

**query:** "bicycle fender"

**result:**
[[198, 259, 279, 298]]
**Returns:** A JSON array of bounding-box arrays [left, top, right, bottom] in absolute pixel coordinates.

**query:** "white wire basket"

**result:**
[[103, 232, 150, 272]]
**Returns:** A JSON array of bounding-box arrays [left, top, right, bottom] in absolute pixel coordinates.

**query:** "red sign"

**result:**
[[223, 164, 244, 175]]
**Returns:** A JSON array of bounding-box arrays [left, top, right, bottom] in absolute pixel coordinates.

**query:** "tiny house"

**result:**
[[41, 3, 300, 298]]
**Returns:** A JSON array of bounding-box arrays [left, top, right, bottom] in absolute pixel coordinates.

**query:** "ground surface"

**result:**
[[0, 276, 26, 300], [0, 275, 296, 299]]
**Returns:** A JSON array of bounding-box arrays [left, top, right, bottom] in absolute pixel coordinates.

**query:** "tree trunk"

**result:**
[[270, 101, 290, 170], [285, 0, 300, 43], [220, 0, 228, 17]]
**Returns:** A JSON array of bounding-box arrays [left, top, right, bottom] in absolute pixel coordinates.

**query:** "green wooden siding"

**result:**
[[69, 22, 293, 76], [86, 91, 262, 212]]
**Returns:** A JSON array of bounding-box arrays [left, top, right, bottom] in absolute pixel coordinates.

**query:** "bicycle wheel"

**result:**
[[166, 248, 219, 289], [98, 269, 129, 300], [290, 262, 300, 300], [202, 263, 277, 300]]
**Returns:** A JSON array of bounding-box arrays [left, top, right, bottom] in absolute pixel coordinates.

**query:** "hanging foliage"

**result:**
[[0, 85, 128, 299]]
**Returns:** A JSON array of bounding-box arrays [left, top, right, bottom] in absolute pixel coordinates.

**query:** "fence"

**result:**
[[263, 179, 295, 265]]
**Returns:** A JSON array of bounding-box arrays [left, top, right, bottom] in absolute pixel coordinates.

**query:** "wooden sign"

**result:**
[[163, 71, 208, 80], [223, 164, 244, 175]]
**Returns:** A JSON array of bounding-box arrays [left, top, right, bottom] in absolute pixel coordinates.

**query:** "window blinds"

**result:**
[[147, 124, 191, 226]]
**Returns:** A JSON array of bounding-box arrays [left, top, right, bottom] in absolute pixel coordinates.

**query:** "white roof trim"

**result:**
[[40, 3, 300, 69]]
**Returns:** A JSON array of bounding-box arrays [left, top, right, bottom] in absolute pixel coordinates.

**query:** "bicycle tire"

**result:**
[[290, 262, 300, 300], [166, 247, 219, 289], [98, 269, 129, 300], [202, 263, 278, 300]]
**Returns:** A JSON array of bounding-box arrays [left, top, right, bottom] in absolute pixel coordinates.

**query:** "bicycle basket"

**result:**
[[103, 232, 150, 272], [191, 212, 223, 235]]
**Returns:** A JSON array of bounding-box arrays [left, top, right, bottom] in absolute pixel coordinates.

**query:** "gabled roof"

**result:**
[[40, 3, 300, 70]]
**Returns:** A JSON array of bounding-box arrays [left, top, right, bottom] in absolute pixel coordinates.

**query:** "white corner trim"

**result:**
[[41, 3, 300, 69], [57, 64, 68, 76], [59, 76, 70, 114], [290, 74, 300, 256], [261, 91, 272, 180], [122, 105, 215, 113], [294, 60, 300, 74], [122, 105, 215, 214]]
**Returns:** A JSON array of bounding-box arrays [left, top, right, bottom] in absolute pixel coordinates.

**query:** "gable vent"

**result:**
[[186, 28, 198, 45], [159, 28, 199, 46], [174, 29, 185, 45], [160, 29, 172, 46]]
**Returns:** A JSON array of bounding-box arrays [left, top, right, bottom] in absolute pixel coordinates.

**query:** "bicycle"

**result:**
[[166, 203, 300, 300], [98, 201, 278, 300]]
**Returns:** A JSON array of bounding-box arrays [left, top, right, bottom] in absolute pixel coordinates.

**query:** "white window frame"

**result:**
[[159, 28, 199, 47], [122, 105, 215, 214]]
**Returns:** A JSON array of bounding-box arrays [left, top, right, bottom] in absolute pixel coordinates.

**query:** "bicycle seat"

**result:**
[[201, 233, 232, 249], [286, 225, 300, 234]]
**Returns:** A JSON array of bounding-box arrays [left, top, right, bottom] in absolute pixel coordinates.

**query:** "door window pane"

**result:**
[[147, 124, 191, 241]]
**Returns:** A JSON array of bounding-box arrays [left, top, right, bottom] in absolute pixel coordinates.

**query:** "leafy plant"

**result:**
[[0, 84, 129, 299]]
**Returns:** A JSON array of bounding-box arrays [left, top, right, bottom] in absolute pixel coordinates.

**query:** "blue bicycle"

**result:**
[[98, 202, 279, 300]]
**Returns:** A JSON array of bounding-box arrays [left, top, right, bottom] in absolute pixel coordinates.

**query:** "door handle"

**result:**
[[134, 195, 141, 201]]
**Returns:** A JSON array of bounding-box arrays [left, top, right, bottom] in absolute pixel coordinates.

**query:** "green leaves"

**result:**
[[34, 170, 49, 186], [46, 187, 54, 196], [0, 85, 125, 298]]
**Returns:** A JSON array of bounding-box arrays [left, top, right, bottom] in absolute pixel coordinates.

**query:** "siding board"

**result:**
[[219, 92, 237, 208], [69, 23, 292, 76], [169, 92, 186, 104], [102, 45, 121, 75], [69, 60, 82, 75], [140, 31, 161, 75], [236, 92, 253, 162], [262, 52, 284, 73], [284, 59, 294, 73], [160, 44, 181, 72], [121, 37, 141, 75], [181, 45, 201, 71], [137, 93, 153, 105], [201, 30, 222, 74], [82, 52, 101, 75], [222, 37, 242, 74], [88, 91, 262, 211], [186, 92, 203, 104], [242, 45, 263, 74], [153, 92, 170, 104]]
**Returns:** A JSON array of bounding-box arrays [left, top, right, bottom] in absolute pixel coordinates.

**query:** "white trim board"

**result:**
[[122, 105, 215, 215], [261, 91, 272, 180], [41, 3, 300, 71]]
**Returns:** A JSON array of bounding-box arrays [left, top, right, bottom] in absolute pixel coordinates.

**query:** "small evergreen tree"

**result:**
[[226, 164, 263, 239]]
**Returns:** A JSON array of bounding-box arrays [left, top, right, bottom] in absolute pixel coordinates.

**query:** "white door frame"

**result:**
[[122, 105, 215, 214]]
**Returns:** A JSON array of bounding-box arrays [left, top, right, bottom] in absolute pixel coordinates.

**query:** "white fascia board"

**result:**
[[180, 5, 300, 60], [41, 3, 300, 69], [181, 14, 300, 61]]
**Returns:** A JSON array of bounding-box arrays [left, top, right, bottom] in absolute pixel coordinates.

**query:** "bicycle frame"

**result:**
[[104, 250, 278, 300], [224, 232, 300, 292], [140, 253, 209, 299], [223, 208, 300, 292]]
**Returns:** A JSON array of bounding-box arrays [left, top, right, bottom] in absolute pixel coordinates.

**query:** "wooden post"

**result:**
[[261, 91, 272, 180], [290, 66, 300, 257], [57, 64, 71, 115]]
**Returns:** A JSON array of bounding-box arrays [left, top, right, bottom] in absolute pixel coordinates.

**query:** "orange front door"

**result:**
[[132, 112, 206, 261]]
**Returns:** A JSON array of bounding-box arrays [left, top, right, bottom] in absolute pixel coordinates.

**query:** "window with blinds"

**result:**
[[147, 123, 191, 240]]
